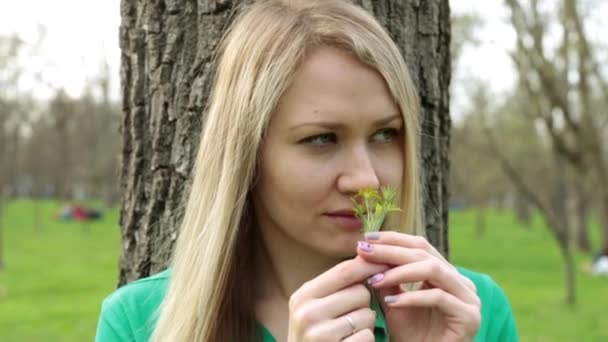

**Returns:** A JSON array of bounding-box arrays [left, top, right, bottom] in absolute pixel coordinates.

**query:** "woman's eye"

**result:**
[[301, 133, 336, 147], [373, 128, 400, 143]]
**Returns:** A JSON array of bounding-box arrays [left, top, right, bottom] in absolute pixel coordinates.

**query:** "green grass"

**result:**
[[0, 200, 121, 341], [0, 200, 606, 341], [450, 209, 608, 342]]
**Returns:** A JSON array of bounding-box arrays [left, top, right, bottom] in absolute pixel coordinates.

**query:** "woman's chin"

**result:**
[[317, 242, 359, 260]]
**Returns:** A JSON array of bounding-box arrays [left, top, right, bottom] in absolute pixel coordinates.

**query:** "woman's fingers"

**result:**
[[291, 256, 388, 306], [305, 307, 376, 341], [294, 284, 371, 323], [383, 288, 481, 332], [365, 232, 450, 266], [357, 242, 430, 266], [313, 284, 371, 318], [358, 241, 478, 305], [365, 232, 479, 293], [368, 260, 480, 306], [341, 328, 375, 342], [288, 256, 387, 340]]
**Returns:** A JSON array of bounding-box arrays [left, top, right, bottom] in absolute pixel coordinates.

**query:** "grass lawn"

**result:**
[[0, 200, 606, 341], [0, 200, 121, 341], [450, 209, 607, 342]]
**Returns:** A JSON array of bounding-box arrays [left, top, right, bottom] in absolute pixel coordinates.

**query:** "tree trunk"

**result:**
[[554, 153, 576, 306], [599, 192, 608, 256], [0, 197, 4, 270], [514, 192, 531, 228], [573, 181, 591, 252], [117, 0, 451, 285], [0, 117, 4, 269], [7, 127, 19, 198], [560, 239, 576, 306]]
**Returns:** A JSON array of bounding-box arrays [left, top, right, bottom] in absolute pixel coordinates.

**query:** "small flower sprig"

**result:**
[[351, 186, 401, 233]]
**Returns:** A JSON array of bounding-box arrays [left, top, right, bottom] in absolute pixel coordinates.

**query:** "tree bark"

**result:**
[[507, 0, 608, 256], [484, 120, 576, 305], [0, 197, 4, 270], [514, 192, 532, 228], [572, 180, 591, 251], [118, 0, 451, 285]]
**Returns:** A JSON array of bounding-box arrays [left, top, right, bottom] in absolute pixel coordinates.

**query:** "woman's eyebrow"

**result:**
[[289, 113, 401, 130]]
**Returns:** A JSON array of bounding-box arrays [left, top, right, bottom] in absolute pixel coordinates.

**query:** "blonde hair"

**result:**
[[151, 0, 424, 340]]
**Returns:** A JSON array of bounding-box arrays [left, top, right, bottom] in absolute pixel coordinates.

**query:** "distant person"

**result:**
[[72, 205, 88, 221], [59, 204, 74, 221], [95, 1, 518, 341], [86, 208, 104, 220], [58, 203, 103, 221], [592, 249, 608, 276]]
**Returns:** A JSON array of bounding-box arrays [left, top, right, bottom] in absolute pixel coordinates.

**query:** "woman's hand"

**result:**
[[357, 232, 481, 342], [287, 256, 390, 342]]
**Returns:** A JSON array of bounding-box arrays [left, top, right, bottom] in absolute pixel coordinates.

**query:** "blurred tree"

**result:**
[[451, 114, 505, 236], [16, 61, 121, 205], [71, 62, 121, 205], [47, 90, 76, 200], [478, 79, 579, 305], [452, 80, 550, 229], [450, 12, 481, 70], [0, 34, 28, 269], [116, 0, 452, 284], [571, 179, 591, 251], [0, 190, 4, 269], [506, 0, 608, 254], [0, 35, 26, 199]]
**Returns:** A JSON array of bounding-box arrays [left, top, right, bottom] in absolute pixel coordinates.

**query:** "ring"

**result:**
[[345, 314, 356, 334]]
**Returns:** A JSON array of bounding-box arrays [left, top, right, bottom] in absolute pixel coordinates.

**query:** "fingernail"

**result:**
[[384, 295, 398, 304], [364, 232, 380, 240], [367, 273, 384, 285], [357, 241, 373, 253]]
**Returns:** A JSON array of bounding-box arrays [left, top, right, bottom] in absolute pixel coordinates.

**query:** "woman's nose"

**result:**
[[336, 146, 380, 194]]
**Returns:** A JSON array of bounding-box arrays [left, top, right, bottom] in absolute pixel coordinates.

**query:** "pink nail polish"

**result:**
[[367, 273, 384, 285], [365, 232, 381, 240], [384, 295, 398, 304], [358, 241, 373, 253]]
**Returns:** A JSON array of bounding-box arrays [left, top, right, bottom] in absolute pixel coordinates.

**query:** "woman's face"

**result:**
[[252, 46, 404, 258]]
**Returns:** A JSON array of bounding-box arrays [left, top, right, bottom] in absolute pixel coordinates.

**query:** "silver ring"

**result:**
[[345, 314, 356, 334]]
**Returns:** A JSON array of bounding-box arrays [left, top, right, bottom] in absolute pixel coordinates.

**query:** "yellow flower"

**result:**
[[351, 186, 401, 232]]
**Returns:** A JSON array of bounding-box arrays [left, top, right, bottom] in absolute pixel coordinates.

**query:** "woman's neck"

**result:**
[[254, 226, 344, 302], [252, 225, 351, 342]]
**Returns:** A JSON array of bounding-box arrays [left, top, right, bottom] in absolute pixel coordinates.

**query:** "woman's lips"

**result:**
[[325, 214, 363, 230]]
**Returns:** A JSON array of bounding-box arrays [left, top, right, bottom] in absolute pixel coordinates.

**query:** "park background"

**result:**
[[1, 0, 607, 340]]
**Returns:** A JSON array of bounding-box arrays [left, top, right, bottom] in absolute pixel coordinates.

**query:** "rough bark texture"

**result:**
[[118, 0, 451, 285], [0, 199, 4, 270]]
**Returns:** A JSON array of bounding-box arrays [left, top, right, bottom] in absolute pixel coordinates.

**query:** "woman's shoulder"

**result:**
[[95, 269, 171, 341], [103, 268, 171, 304], [455, 266, 519, 342]]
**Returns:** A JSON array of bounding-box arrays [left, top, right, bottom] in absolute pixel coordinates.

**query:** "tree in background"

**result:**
[[0, 35, 27, 199], [12, 62, 122, 205], [117, 0, 451, 284], [506, 0, 608, 255], [0, 34, 29, 269], [476, 80, 579, 305], [449, 0, 608, 304]]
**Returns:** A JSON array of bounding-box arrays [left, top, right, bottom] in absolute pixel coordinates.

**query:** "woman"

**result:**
[[96, 0, 518, 341]]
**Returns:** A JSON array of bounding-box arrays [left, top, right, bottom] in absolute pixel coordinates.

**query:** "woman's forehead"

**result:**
[[271, 46, 399, 128]]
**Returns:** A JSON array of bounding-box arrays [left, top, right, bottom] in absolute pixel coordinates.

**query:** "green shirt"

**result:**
[[95, 267, 518, 341]]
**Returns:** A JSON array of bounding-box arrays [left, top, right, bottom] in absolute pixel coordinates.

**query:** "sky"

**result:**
[[0, 0, 121, 100], [1, 0, 605, 119]]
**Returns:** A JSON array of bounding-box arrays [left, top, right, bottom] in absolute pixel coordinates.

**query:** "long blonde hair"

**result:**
[[151, 0, 424, 340]]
